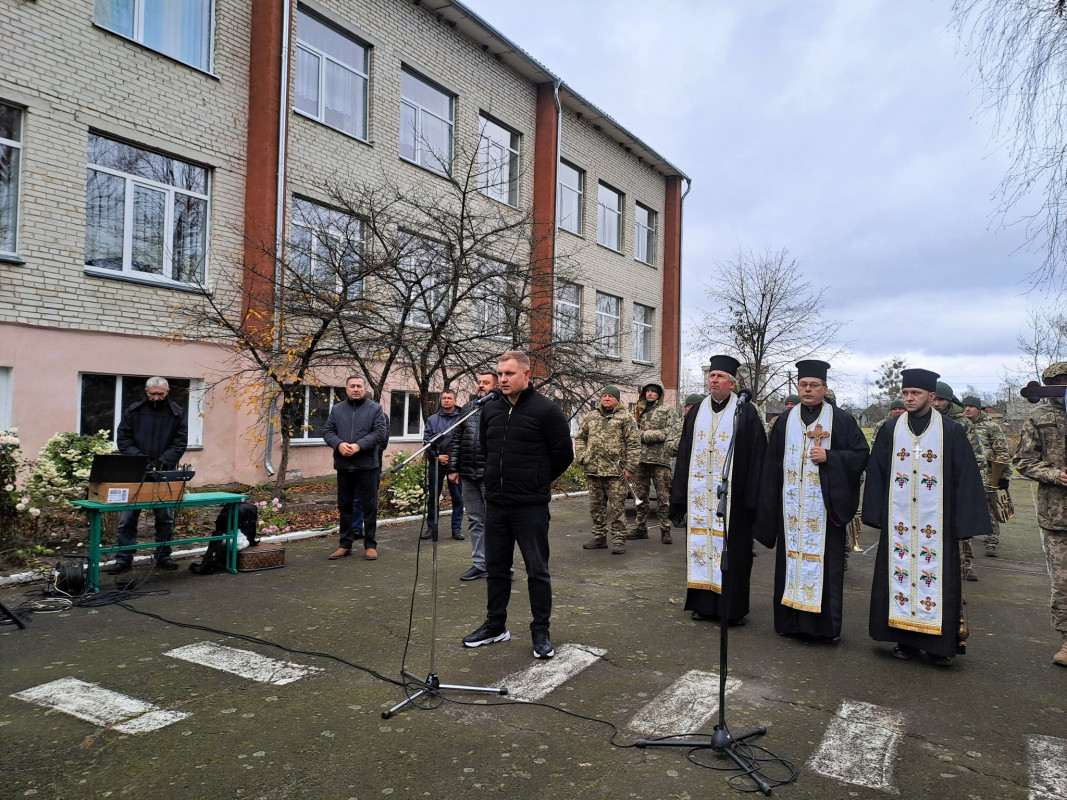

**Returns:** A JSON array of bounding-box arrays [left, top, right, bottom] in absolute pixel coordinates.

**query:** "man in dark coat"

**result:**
[[323, 375, 389, 561], [462, 350, 573, 660], [755, 360, 869, 641], [669, 354, 767, 625], [105, 376, 188, 574], [863, 368, 991, 666]]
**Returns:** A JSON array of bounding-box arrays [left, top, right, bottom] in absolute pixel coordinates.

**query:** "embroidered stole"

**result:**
[[886, 412, 946, 635], [780, 403, 833, 613], [686, 394, 736, 593]]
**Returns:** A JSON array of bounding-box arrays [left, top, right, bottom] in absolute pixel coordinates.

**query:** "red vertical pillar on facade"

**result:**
[[530, 82, 559, 379], [660, 176, 683, 392], [242, 0, 287, 339]]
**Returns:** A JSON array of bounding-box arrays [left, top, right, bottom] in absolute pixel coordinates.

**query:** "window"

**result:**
[[0, 367, 11, 431], [597, 183, 622, 251], [397, 234, 449, 328], [85, 133, 210, 285], [476, 270, 510, 338], [557, 161, 583, 235], [635, 203, 656, 265], [285, 384, 344, 442], [0, 103, 22, 257], [595, 292, 621, 357], [478, 115, 519, 206], [79, 373, 204, 448], [94, 0, 212, 71], [291, 197, 364, 299], [400, 69, 453, 175], [295, 9, 369, 140], [554, 281, 582, 342], [633, 303, 654, 363], [389, 391, 425, 439]]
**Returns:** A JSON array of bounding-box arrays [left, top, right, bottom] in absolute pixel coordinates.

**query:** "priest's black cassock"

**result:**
[[754, 403, 869, 639], [862, 409, 991, 658], [668, 394, 767, 622]]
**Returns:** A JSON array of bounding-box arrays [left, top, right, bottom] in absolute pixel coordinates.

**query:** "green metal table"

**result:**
[[71, 492, 247, 591]]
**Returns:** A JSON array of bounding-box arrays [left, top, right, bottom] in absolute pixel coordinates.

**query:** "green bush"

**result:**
[[379, 453, 428, 516], [553, 461, 588, 493], [0, 428, 45, 561], [25, 430, 115, 505]]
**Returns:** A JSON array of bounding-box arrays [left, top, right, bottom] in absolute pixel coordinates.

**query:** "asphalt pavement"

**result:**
[[2, 483, 1064, 800]]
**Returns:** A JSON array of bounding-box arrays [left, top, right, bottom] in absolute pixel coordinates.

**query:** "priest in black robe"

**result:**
[[863, 368, 991, 665], [669, 354, 767, 625], [754, 360, 869, 641]]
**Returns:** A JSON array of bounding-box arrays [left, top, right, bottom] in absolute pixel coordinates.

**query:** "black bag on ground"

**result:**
[[189, 502, 259, 575]]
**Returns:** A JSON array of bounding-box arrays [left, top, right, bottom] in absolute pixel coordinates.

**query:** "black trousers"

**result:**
[[484, 501, 551, 631], [337, 468, 380, 550]]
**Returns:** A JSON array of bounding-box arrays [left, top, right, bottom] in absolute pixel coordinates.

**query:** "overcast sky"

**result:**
[[462, 0, 1048, 405]]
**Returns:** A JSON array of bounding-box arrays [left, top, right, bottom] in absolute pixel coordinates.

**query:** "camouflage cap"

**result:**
[[961, 395, 982, 408], [1042, 362, 1067, 382]]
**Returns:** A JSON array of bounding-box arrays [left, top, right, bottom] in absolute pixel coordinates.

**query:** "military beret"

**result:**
[[961, 395, 982, 408], [935, 381, 954, 400]]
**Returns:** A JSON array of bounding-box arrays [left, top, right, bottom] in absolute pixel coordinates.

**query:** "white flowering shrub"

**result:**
[[25, 430, 115, 505], [0, 428, 45, 558]]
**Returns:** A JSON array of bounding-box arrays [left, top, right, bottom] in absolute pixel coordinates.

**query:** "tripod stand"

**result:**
[[383, 401, 506, 718], [635, 393, 773, 795]]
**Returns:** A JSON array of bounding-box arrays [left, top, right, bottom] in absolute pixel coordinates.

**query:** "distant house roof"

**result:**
[[425, 0, 690, 180]]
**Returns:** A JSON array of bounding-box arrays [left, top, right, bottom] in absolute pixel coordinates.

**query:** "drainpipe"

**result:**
[[549, 79, 562, 376], [264, 0, 292, 477], [677, 176, 691, 405]]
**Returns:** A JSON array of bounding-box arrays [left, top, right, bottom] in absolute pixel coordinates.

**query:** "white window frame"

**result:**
[[478, 114, 520, 207], [290, 197, 364, 300], [554, 281, 582, 343], [0, 102, 23, 258], [595, 291, 622, 358], [635, 203, 656, 265], [294, 8, 370, 141], [400, 69, 454, 176], [78, 373, 205, 449], [289, 384, 343, 443], [84, 134, 211, 287], [597, 182, 622, 251], [476, 261, 511, 339], [389, 390, 425, 441], [633, 303, 654, 363], [397, 234, 449, 329], [557, 160, 583, 235], [94, 0, 214, 72], [0, 367, 12, 431]]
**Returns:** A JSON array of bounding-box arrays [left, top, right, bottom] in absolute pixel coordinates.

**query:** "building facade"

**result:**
[[0, 0, 687, 485]]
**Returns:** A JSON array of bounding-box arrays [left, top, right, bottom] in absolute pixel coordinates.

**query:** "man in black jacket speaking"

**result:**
[[462, 351, 573, 660], [323, 375, 389, 561]]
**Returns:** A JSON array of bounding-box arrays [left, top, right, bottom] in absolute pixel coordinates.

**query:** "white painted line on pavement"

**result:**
[[500, 643, 606, 701], [165, 641, 323, 685], [11, 677, 190, 733], [1028, 734, 1067, 800], [626, 669, 740, 736], [807, 699, 906, 790]]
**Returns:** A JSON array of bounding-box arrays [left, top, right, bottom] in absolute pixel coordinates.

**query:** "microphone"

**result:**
[[473, 387, 503, 406], [736, 388, 753, 404]]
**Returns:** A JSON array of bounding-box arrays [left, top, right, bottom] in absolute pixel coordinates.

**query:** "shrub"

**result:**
[[553, 461, 588, 493], [0, 428, 44, 559], [379, 453, 427, 516], [25, 430, 115, 505], [254, 497, 293, 535]]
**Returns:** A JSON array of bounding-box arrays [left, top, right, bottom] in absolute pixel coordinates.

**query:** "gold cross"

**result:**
[[719, 431, 730, 442], [807, 424, 829, 446]]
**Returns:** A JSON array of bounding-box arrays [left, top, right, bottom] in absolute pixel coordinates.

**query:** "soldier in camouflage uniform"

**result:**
[[1012, 361, 1067, 667], [766, 394, 800, 436], [872, 399, 906, 439], [627, 381, 679, 545], [933, 381, 988, 581], [963, 395, 1011, 557], [575, 386, 640, 555]]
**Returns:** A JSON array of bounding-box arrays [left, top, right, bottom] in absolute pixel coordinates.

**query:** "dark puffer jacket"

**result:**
[[447, 403, 487, 481], [117, 399, 188, 469], [479, 386, 574, 505]]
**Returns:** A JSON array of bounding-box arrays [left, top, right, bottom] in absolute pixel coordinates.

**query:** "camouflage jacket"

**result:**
[[1013, 400, 1067, 530], [634, 398, 679, 467], [872, 414, 893, 440], [575, 404, 640, 476], [972, 410, 1010, 469], [945, 402, 988, 484]]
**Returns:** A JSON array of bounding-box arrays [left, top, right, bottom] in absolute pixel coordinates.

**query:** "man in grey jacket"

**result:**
[[323, 376, 389, 561]]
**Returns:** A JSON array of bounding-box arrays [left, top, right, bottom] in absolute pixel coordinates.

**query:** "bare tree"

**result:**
[[1014, 304, 1067, 380], [692, 247, 849, 403], [953, 1, 1067, 289]]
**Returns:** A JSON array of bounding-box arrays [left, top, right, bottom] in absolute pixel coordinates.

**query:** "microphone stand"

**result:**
[[383, 394, 506, 718], [636, 392, 773, 796]]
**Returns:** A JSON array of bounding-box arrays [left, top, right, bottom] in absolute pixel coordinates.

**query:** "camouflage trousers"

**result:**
[[984, 494, 1001, 552], [1041, 528, 1067, 634], [587, 475, 629, 543], [634, 463, 672, 534], [961, 538, 974, 573]]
